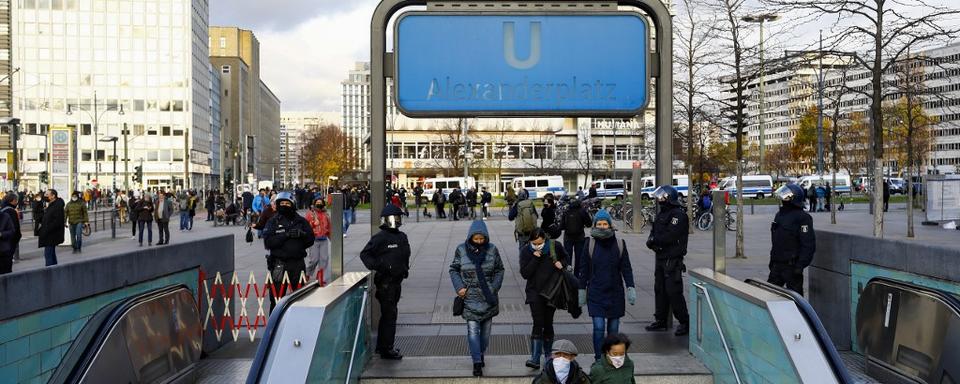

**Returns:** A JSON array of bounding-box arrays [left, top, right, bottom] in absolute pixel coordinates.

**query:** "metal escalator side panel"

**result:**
[[245, 281, 321, 384], [856, 279, 960, 384]]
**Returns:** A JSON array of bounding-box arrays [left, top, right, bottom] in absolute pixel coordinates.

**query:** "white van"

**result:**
[[718, 175, 774, 199], [798, 174, 852, 194], [423, 177, 476, 198], [512, 176, 567, 199], [638, 175, 690, 199], [593, 179, 628, 199]]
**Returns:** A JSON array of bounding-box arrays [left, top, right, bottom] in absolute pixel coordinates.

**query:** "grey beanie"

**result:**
[[551, 339, 578, 355]]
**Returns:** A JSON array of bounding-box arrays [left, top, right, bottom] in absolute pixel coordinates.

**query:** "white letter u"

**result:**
[[503, 21, 541, 69]]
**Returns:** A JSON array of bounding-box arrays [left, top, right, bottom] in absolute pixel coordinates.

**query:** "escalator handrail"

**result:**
[[245, 280, 320, 384], [49, 284, 193, 384], [745, 279, 855, 384], [865, 277, 960, 318]]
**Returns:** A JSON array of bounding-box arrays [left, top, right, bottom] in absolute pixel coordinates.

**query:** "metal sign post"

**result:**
[[330, 193, 345, 282], [712, 190, 726, 274]]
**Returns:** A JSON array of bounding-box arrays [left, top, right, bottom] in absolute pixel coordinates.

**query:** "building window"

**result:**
[[95, 150, 105, 161], [173, 129, 183, 136], [219, 37, 226, 49], [221, 65, 230, 74], [81, 124, 92, 135], [161, 126, 171, 136], [81, 150, 92, 161]]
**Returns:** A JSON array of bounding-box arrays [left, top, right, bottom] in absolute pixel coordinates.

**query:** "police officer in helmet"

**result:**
[[262, 192, 315, 312], [360, 204, 411, 360], [645, 185, 690, 336], [769, 184, 816, 296]]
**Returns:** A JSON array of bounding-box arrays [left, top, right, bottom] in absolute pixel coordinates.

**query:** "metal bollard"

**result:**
[[329, 193, 344, 283], [111, 210, 116, 239], [712, 191, 727, 274]]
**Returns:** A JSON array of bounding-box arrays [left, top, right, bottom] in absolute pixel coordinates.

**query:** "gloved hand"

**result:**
[[287, 228, 303, 238], [578, 289, 587, 307], [627, 287, 637, 306], [646, 235, 655, 250]]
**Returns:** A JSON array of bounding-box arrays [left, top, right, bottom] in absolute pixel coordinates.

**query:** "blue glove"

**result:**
[[627, 287, 637, 306], [578, 289, 587, 307]]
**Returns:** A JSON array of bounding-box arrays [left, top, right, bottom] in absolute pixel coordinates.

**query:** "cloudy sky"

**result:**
[[211, 0, 959, 113], [211, 0, 380, 112]]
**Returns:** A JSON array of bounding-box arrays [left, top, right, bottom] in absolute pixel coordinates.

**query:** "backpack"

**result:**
[[587, 237, 627, 261], [515, 200, 537, 235]]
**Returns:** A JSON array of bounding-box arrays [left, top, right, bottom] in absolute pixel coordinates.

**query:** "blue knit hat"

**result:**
[[593, 208, 613, 227]]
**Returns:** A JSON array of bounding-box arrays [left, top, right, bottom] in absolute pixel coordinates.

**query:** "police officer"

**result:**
[[263, 192, 315, 312], [645, 185, 690, 336], [360, 204, 411, 360], [769, 184, 816, 296]]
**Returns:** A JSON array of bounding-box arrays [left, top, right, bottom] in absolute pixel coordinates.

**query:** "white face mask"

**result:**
[[532, 243, 545, 251], [609, 355, 625, 369], [552, 357, 571, 383]]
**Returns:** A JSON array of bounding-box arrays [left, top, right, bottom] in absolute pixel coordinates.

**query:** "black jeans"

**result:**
[[157, 220, 170, 243], [768, 262, 804, 296], [375, 276, 403, 352], [654, 259, 689, 325], [529, 296, 556, 340], [268, 258, 307, 312], [0, 252, 12, 274]]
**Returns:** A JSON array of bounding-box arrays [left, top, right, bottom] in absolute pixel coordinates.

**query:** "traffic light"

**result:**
[[39, 171, 48, 184], [133, 166, 142, 183]]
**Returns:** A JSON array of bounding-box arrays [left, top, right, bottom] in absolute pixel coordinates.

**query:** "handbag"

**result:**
[[453, 296, 465, 316], [245, 227, 254, 243]]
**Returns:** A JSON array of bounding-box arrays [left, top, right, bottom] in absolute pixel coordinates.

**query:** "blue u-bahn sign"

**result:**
[[394, 13, 650, 117]]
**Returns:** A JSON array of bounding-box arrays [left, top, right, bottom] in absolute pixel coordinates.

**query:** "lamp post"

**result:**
[[741, 12, 779, 174], [99, 136, 118, 192], [66, 91, 124, 188], [1, 118, 20, 191]]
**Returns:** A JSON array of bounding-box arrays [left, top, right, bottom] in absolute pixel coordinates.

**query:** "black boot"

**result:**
[[675, 323, 689, 336], [379, 348, 403, 360], [542, 338, 554, 364], [473, 362, 483, 377], [525, 337, 543, 369], [645, 321, 669, 331]]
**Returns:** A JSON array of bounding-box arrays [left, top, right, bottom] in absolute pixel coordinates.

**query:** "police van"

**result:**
[[512, 175, 566, 199], [638, 175, 690, 199], [797, 174, 852, 194], [718, 175, 774, 199], [592, 179, 629, 199], [423, 177, 476, 198]]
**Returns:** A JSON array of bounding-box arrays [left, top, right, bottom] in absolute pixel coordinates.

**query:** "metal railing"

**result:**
[[21, 208, 118, 239], [693, 282, 743, 384]]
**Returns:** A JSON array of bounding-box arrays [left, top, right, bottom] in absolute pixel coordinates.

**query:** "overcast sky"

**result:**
[[211, 0, 959, 113]]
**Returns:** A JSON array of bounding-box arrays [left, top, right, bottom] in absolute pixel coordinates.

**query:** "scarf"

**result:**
[[591, 227, 615, 239], [466, 240, 498, 306]]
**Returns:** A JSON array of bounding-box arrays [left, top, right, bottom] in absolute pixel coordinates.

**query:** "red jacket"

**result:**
[[305, 209, 331, 239]]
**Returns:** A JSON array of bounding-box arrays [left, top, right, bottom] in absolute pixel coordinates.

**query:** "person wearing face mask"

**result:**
[[360, 204, 411, 361], [645, 185, 690, 336], [577, 209, 635, 362], [541, 193, 561, 239], [64, 191, 89, 253], [304, 197, 332, 283], [519, 228, 570, 370], [263, 192, 314, 312], [449, 220, 504, 377], [37, 189, 65, 266], [590, 333, 636, 383], [533, 339, 591, 384]]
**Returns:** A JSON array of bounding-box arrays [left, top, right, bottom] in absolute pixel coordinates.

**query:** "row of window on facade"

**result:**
[[385, 142, 641, 161], [15, 123, 185, 137], [21, 148, 185, 162], [20, 0, 186, 14], [20, 98, 186, 112]]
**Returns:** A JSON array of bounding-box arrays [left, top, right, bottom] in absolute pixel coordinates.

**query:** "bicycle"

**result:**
[[696, 207, 737, 231], [623, 204, 655, 232]]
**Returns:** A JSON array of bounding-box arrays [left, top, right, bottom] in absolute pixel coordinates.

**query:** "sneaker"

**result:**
[[379, 349, 403, 360], [645, 321, 669, 332], [675, 323, 689, 336]]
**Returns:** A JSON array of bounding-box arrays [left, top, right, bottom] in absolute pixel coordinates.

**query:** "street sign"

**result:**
[[50, 126, 73, 195], [395, 13, 649, 117]]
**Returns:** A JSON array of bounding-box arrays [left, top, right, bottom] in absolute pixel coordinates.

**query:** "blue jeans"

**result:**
[[564, 237, 586, 281], [592, 317, 620, 359], [138, 220, 153, 244], [179, 212, 190, 230], [467, 319, 493, 363], [343, 208, 352, 233], [351, 207, 357, 224], [69, 223, 84, 249], [44, 246, 57, 266]]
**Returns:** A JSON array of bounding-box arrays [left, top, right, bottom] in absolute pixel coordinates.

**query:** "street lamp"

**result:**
[[99, 136, 118, 191], [741, 12, 779, 174], [67, 92, 124, 188]]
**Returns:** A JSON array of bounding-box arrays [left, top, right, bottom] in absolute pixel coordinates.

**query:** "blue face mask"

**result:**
[[553, 357, 571, 383]]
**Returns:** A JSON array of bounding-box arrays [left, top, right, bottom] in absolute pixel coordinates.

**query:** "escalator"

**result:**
[[745, 279, 855, 384], [856, 277, 960, 384]]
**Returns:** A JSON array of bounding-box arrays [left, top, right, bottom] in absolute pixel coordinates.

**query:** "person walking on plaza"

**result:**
[[155, 192, 174, 245], [129, 195, 139, 238], [31, 193, 44, 236], [769, 184, 816, 296], [0, 193, 19, 274], [135, 194, 155, 246], [520, 228, 570, 370], [882, 179, 891, 212], [117, 194, 128, 225], [588, 183, 598, 199], [253, 195, 277, 242], [532, 339, 591, 384], [449, 188, 465, 221], [305, 197, 331, 282], [466, 187, 478, 220], [188, 191, 198, 230], [509, 189, 538, 249], [263, 192, 314, 312], [815, 184, 826, 212], [359, 204, 411, 361], [807, 184, 817, 213], [432, 189, 446, 219], [505, 185, 517, 207], [825, 182, 833, 211], [480, 187, 492, 219], [38, 189, 65, 266], [578, 209, 635, 361], [449, 220, 504, 377], [541, 193, 560, 239], [563, 198, 591, 283], [590, 333, 636, 384], [342, 190, 354, 236], [177, 192, 191, 232], [205, 193, 216, 221], [65, 192, 89, 254], [645, 185, 690, 336]]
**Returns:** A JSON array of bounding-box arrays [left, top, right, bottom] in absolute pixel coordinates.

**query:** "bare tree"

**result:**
[[766, 0, 960, 237]]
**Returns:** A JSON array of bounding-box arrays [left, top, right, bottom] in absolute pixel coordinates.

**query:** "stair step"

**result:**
[[361, 353, 712, 383]]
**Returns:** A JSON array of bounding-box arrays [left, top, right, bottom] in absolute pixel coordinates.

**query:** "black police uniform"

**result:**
[[262, 210, 315, 311], [359, 216, 411, 357], [768, 205, 816, 296], [647, 203, 690, 331]]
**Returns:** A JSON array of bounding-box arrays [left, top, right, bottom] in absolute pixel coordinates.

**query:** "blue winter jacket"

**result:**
[[581, 211, 636, 318], [449, 220, 505, 322], [252, 194, 268, 213]]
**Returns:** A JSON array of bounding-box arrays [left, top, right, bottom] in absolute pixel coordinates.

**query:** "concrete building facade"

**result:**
[[279, 111, 340, 188]]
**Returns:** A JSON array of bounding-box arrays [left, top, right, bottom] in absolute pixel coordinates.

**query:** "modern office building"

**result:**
[[209, 26, 281, 189], [208, 63, 221, 190], [9, 0, 214, 193], [279, 111, 340, 188]]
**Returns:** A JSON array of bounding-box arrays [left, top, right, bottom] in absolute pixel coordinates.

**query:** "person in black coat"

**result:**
[[882, 180, 891, 212], [466, 188, 478, 220], [1, 193, 22, 269], [562, 199, 591, 282], [480, 187, 492, 218], [31, 194, 44, 236], [359, 204, 411, 360], [540, 194, 559, 239], [0, 193, 18, 274], [263, 192, 314, 312], [769, 184, 816, 296], [519, 228, 569, 370], [37, 189, 65, 266], [449, 188, 465, 221], [645, 186, 690, 336]]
